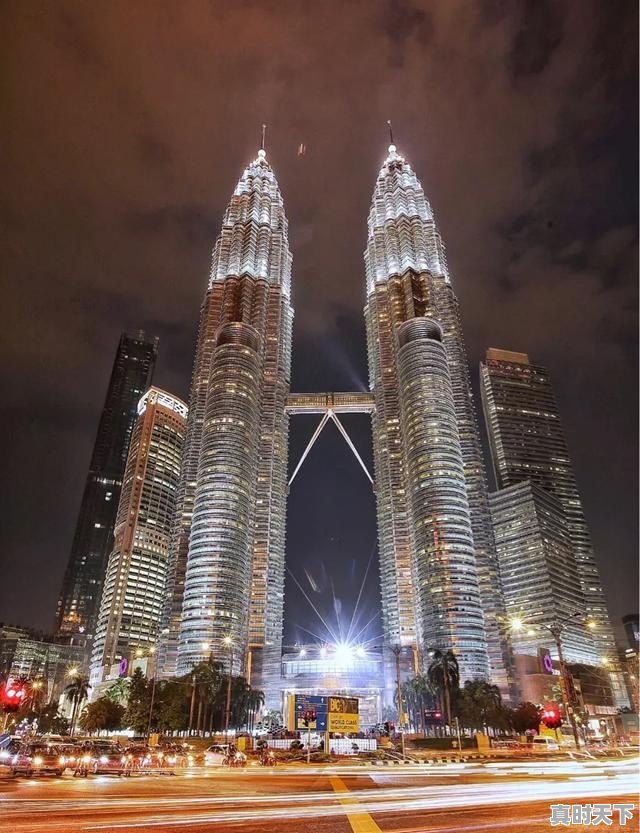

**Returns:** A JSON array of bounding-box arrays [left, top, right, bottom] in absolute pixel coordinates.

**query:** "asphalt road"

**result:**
[[0, 758, 637, 832]]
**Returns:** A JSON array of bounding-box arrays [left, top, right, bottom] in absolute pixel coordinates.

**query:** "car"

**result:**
[[531, 736, 560, 752], [204, 744, 247, 767], [74, 740, 131, 776], [11, 742, 67, 776]]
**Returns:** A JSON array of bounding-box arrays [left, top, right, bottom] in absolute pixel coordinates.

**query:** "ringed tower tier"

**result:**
[[364, 142, 513, 692], [159, 147, 292, 705]]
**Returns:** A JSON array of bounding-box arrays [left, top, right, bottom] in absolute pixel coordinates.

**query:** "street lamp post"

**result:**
[[511, 615, 582, 748], [543, 623, 581, 749], [223, 636, 233, 743], [391, 645, 406, 760]]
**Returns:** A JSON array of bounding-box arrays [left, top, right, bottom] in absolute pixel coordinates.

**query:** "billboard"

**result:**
[[288, 694, 359, 733]]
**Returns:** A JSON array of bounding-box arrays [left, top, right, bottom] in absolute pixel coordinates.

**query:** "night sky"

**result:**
[[2, 1, 637, 648]]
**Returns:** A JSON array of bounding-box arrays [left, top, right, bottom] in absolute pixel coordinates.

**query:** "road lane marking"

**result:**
[[329, 775, 381, 833]]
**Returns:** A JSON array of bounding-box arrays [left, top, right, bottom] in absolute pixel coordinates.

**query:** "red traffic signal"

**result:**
[[540, 703, 562, 729], [1, 682, 27, 713]]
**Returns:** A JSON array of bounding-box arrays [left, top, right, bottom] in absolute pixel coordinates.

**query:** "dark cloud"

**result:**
[[1, 0, 636, 643], [508, 0, 564, 79]]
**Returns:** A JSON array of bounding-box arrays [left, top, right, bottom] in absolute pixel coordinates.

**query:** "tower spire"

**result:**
[[261, 123, 266, 151], [387, 119, 394, 146]]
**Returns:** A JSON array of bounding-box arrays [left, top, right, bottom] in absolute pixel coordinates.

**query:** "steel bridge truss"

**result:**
[[285, 392, 375, 487]]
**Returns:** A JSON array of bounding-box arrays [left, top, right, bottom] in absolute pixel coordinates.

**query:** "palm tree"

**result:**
[[427, 649, 459, 727], [246, 688, 265, 733], [64, 675, 91, 736], [105, 677, 131, 705]]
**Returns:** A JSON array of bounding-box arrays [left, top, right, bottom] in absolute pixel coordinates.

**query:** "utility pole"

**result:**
[[392, 646, 406, 759], [547, 624, 581, 749], [224, 637, 233, 742], [188, 673, 196, 734]]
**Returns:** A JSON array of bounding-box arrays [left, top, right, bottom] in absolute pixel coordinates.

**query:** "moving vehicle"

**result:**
[[11, 742, 66, 776], [74, 740, 131, 776], [204, 744, 247, 767], [531, 736, 560, 752]]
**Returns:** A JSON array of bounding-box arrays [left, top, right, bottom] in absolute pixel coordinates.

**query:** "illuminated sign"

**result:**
[[289, 694, 359, 732], [538, 648, 554, 675]]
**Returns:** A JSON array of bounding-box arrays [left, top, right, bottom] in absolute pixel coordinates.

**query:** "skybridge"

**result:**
[[285, 392, 375, 487]]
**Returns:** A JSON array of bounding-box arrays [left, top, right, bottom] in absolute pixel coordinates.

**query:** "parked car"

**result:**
[[11, 741, 66, 776]]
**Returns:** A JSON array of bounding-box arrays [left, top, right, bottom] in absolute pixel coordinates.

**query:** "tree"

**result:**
[[511, 702, 542, 735], [37, 703, 70, 736], [456, 680, 504, 732], [124, 668, 152, 734], [401, 674, 435, 734], [427, 650, 459, 726], [64, 675, 91, 735], [155, 680, 190, 733], [246, 688, 265, 733], [79, 696, 125, 734], [106, 678, 131, 706], [259, 709, 283, 733]]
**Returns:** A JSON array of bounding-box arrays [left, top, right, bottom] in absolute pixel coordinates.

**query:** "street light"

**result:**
[[223, 636, 233, 743], [509, 614, 582, 748]]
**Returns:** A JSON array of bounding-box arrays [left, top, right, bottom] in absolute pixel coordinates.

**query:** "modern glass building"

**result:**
[[480, 348, 629, 706], [489, 481, 597, 664], [281, 644, 384, 727], [56, 331, 158, 647], [161, 147, 292, 706], [90, 387, 187, 683], [364, 143, 511, 692]]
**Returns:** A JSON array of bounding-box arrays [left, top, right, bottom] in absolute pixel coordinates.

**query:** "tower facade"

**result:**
[[364, 144, 510, 688], [90, 388, 187, 681], [160, 148, 292, 703], [480, 348, 629, 706], [490, 481, 596, 665], [56, 331, 158, 646]]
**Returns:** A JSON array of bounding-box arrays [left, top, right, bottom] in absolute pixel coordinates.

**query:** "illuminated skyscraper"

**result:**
[[160, 147, 292, 701], [480, 348, 629, 706], [364, 143, 511, 688], [90, 388, 187, 683], [489, 481, 596, 665], [56, 331, 158, 646]]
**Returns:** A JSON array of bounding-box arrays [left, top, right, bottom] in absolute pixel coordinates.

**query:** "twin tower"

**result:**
[[157, 141, 513, 704]]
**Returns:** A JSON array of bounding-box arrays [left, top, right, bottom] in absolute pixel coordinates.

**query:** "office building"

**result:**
[[56, 331, 158, 646], [480, 348, 628, 705], [90, 387, 187, 684]]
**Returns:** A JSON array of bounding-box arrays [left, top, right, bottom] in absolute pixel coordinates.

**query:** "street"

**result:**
[[0, 757, 637, 832]]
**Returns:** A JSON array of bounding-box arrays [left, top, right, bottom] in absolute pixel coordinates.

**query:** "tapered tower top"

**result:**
[[209, 138, 292, 298], [364, 136, 449, 294]]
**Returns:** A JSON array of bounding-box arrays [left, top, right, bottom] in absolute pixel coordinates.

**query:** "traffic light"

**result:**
[[424, 709, 442, 724], [1, 682, 27, 713], [540, 703, 562, 729]]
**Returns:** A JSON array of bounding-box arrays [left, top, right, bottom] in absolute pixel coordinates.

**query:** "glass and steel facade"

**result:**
[[489, 481, 596, 664], [90, 387, 187, 680], [56, 331, 158, 647], [480, 348, 628, 706], [162, 149, 292, 705], [364, 145, 510, 691]]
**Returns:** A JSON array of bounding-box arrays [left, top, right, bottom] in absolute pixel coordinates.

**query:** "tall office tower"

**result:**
[[56, 331, 158, 646], [90, 388, 187, 682], [364, 142, 510, 687], [162, 147, 292, 703], [480, 348, 629, 705], [490, 481, 596, 665], [396, 319, 487, 678]]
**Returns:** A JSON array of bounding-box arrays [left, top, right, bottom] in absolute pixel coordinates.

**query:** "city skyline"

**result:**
[[2, 3, 636, 649]]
